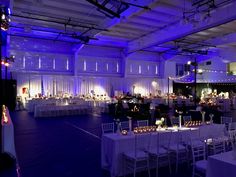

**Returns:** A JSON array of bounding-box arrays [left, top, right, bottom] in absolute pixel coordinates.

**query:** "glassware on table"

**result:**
[[209, 113, 214, 124], [127, 116, 132, 132], [178, 111, 183, 128], [201, 111, 206, 124], [114, 119, 121, 134]]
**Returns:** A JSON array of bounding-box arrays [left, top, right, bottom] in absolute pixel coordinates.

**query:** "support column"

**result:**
[[0, 10, 3, 153], [194, 57, 197, 107]]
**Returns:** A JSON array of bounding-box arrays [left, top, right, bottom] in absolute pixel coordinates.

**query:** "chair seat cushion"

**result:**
[[148, 147, 168, 156], [195, 160, 207, 172], [124, 150, 148, 159], [169, 144, 186, 151], [191, 140, 205, 147]]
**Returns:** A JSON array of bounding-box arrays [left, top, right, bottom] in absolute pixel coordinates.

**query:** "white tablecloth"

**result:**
[[207, 151, 236, 177], [101, 124, 225, 177], [34, 104, 91, 117], [2, 108, 16, 158]]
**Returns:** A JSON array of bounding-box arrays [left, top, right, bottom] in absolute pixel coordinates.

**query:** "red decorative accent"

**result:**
[[22, 87, 28, 94]]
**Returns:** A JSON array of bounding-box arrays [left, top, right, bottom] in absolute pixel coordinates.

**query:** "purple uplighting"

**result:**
[[1, 1, 236, 177]]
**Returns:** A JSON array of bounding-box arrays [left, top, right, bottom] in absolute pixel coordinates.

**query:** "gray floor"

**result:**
[[4, 108, 236, 177]]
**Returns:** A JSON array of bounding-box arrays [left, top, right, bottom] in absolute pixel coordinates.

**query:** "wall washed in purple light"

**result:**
[[9, 35, 236, 97], [9, 37, 165, 97]]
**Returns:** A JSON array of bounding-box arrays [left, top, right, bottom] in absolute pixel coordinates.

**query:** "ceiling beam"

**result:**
[[41, 0, 104, 18], [206, 32, 236, 46], [13, 2, 104, 24], [94, 0, 155, 35], [128, 1, 236, 53]]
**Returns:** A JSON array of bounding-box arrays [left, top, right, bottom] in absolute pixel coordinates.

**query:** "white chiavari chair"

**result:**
[[137, 120, 149, 127], [101, 122, 114, 134], [183, 115, 191, 123], [123, 133, 151, 177], [229, 122, 236, 130], [171, 117, 179, 126], [120, 121, 129, 131], [208, 138, 226, 155], [147, 131, 171, 177], [168, 129, 189, 173], [221, 116, 232, 130], [228, 130, 236, 149], [191, 144, 207, 177]]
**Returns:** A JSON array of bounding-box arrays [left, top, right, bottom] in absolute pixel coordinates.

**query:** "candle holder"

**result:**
[[121, 130, 128, 135], [114, 119, 121, 134], [127, 116, 132, 132], [178, 111, 183, 128], [209, 113, 214, 124], [201, 111, 206, 124]]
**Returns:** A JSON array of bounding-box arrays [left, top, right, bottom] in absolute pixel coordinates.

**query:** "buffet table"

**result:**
[[2, 106, 16, 158], [206, 151, 236, 177], [101, 124, 225, 177]]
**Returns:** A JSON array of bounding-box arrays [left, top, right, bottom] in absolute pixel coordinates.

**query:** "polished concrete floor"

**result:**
[[2, 109, 235, 177]]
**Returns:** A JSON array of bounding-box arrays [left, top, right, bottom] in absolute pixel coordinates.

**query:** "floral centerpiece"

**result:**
[[155, 117, 165, 129]]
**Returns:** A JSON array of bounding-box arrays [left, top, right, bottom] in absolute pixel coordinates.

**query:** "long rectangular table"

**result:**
[[206, 151, 236, 177], [101, 124, 225, 177]]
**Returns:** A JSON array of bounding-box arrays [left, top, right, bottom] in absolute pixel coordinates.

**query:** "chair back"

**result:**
[[221, 116, 232, 124], [191, 144, 206, 164], [228, 130, 236, 149], [212, 138, 225, 154], [134, 133, 151, 157], [137, 120, 149, 127], [120, 121, 129, 131], [229, 122, 236, 130], [183, 115, 191, 123], [181, 129, 192, 144], [159, 131, 171, 148], [148, 131, 171, 156], [171, 117, 179, 126], [102, 122, 114, 134]]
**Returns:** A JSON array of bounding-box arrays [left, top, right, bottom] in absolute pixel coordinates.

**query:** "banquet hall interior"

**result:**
[[1, 0, 236, 177]]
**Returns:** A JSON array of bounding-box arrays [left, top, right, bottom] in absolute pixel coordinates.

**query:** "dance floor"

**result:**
[[3, 109, 236, 177]]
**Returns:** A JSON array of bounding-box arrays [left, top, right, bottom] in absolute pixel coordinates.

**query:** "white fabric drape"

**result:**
[[13, 73, 167, 97]]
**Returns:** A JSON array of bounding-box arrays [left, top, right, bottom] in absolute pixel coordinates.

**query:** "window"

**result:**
[[23, 56, 25, 68], [106, 63, 109, 71], [83, 60, 86, 71], [53, 58, 55, 70], [39, 57, 41, 69], [155, 65, 158, 75], [96, 62, 98, 71], [66, 58, 69, 70], [116, 62, 119, 73], [139, 65, 141, 74]]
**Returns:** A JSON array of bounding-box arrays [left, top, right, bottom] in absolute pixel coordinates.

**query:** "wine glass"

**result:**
[[209, 113, 214, 124]]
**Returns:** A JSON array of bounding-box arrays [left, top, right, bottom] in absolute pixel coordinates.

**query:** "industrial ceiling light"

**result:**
[[182, 0, 231, 25]]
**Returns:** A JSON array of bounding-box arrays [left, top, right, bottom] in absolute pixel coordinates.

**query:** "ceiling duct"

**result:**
[[86, 0, 129, 18], [192, 0, 216, 8], [86, 0, 149, 18], [182, 0, 232, 25]]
